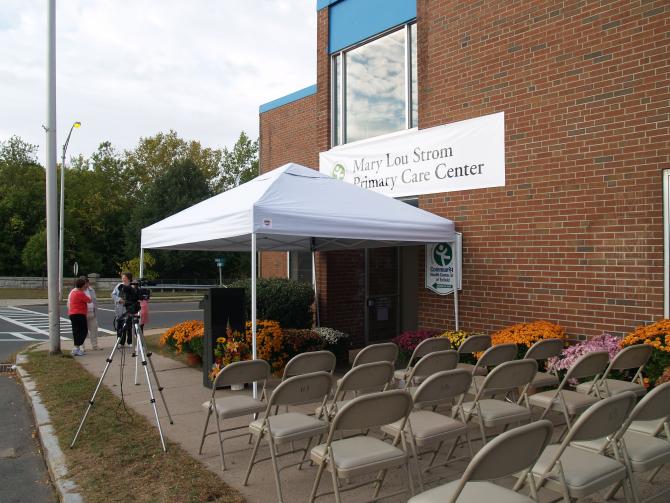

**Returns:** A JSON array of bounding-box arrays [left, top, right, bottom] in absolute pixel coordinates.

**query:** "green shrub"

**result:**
[[229, 277, 314, 328]]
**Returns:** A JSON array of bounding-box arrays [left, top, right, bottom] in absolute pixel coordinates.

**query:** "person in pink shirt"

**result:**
[[68, 277, 91, 356]]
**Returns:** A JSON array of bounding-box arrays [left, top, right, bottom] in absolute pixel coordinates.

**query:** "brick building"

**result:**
[[258, 0, 669, 346]]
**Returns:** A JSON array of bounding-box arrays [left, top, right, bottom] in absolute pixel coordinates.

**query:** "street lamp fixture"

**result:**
[[59, 121, 81, 300]]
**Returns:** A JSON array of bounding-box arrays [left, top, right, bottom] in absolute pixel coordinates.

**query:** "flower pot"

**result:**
[[185, 353, 202, 367]]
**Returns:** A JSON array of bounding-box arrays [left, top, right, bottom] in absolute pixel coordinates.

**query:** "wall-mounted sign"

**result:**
[[320, 112, 505, 198], [426, 234, 462, 295]]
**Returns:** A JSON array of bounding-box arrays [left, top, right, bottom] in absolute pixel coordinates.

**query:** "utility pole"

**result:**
[[46, 0, 60, 355]]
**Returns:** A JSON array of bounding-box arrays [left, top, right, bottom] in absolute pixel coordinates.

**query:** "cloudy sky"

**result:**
[[0, 0, 316, 162]]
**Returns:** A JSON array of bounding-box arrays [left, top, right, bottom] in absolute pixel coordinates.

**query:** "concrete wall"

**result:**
[[0, 276, 119, 292]]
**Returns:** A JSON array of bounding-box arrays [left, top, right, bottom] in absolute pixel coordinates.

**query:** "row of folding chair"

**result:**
[[199, 338, 662, 501], [409, 383, 670, 503]]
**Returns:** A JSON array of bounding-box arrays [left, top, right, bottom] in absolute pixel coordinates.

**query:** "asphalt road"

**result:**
[[0, 301, 202, 363], [0, 374, 57, 503]]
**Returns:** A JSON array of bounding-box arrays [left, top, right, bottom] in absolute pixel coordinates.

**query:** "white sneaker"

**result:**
[[77, 348, 86, 356], [71, 348, 78, 356]]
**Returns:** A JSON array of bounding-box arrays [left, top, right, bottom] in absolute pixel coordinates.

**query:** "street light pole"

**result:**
[[59, 121, 81, 300], [46, 0, 60, 354]]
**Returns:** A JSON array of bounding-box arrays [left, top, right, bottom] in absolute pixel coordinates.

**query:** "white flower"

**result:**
[[314, 327, 349, 346]]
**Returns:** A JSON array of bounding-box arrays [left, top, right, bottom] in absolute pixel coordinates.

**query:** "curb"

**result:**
[[14, 352, 84, 503]]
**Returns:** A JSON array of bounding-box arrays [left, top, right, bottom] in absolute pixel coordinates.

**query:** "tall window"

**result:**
[[288, 251, 313, 284], [332, 22, 417, 146]]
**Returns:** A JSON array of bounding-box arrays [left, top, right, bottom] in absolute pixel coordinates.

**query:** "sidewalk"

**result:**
[[48, 334, 433, 503], [26, 334, 669, 503]]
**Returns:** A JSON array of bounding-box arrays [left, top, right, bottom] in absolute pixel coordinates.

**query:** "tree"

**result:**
[[62, 142, 129, 276], [0, 136, 45, 274], [124, 158, 216, 279], [214, 131, 259, 192], [21, 229, 47, 275], [117, 252, 158, 280], [123, 130, 222, 197]]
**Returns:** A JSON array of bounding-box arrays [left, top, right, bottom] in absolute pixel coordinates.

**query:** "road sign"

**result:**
[[214, 257, 225, 266], [425, 233, 462, 295]]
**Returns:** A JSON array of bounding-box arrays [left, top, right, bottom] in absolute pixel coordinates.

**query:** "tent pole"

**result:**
[[453, 237, 459, 331], [311, 239, 320, 327], [251, 233, 257, 398], [139, 248, 144, 278]]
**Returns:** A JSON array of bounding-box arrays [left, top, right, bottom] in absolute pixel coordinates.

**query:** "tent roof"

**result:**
[[140, 163, 455, 252]]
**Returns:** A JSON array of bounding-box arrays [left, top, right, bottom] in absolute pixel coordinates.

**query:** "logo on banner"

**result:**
[[332, 163, 346, 180], [432, 243, 452, 266]]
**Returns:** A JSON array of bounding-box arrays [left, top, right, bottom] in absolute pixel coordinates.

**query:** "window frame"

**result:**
[[664, 169, 670, 318], [330, 21, 417, 147]]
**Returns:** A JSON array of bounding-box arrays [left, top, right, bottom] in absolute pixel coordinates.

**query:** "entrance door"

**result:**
[[365, 248, 399, 343], [364, 246, 421, 343]]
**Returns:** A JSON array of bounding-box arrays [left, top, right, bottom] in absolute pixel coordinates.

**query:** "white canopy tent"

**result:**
[[140, 163, 458, 389]]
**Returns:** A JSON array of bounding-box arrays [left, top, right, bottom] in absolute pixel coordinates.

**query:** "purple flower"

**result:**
[[547, 333, 621, 372]]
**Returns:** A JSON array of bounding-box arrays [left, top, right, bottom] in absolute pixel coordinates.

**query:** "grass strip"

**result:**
[[23, 350, 242, 503]]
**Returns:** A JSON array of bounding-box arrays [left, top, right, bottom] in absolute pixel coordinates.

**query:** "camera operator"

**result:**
[[112, 271, 132, 318], [111, 271, 133, 344]]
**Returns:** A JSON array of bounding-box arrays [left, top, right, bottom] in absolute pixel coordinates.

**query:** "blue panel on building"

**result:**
[[328, 0, 416, 53], [259, 85, 317, 114], [317, 0, 339, 10]]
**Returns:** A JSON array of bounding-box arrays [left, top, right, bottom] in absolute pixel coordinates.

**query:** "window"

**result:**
[[664, 170, 670, 317], [288, 252, 313, 284], [332, 23, 417, 146]]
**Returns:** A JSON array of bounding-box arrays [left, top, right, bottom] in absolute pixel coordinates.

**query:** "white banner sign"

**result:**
[[426, 234, 462, 295], [320, 112, 505, 198]]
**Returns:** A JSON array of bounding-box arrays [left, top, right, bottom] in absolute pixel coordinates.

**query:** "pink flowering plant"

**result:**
[[393, 330, 441, 364], [547, 333, 621, 373]]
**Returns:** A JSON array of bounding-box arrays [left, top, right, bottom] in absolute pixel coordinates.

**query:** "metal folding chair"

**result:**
[[516, 392, 638, 502], [469, 343, 518, 394], [523, 338, 564, 389], [403, 349, 459, 392], [282, 350, 336, 379], [528, 351, 609, 431], [316, 361, 394, 421], [456, 359, 537, 445], [394, 336, 452, 384], [308, 389, 414, 503], [383, 369, 473, 491], [575, 344, 652, 398], [243, 371, 333, 503], [408, 420, 554, 503], [455, 334, 491, 375], [572, 382, 670, 503], [198, 359, 270, 471]]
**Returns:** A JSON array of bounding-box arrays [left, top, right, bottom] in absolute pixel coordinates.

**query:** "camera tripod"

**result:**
[[70, 313, 174, 452]]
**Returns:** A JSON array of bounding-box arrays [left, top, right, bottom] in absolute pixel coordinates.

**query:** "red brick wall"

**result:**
[[415, 0, 669, 337], [259, 93, 319, 172], [261, 0, 669, 341], [258, 85, 319, 278]]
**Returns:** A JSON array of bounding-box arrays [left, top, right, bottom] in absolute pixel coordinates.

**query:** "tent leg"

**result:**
[[251, 234, 257, 399], [453, 237, 459, 331], [139, 248, 144, 278], [312, 247, 320, 327]]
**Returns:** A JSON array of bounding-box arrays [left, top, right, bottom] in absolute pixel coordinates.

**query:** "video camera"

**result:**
[[119, 279, 151, 315]]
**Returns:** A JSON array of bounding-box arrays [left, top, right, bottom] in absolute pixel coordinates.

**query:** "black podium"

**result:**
[[200, 288, 245, 388]]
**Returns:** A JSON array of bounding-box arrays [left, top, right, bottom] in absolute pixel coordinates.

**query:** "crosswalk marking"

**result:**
[[0, 306, 116, 343], [9, 332, 40, 341]]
